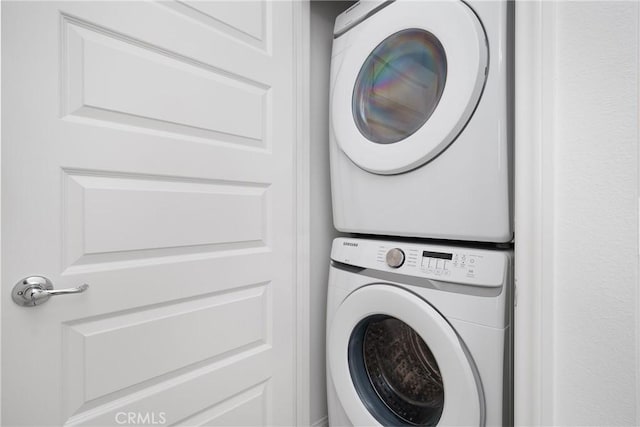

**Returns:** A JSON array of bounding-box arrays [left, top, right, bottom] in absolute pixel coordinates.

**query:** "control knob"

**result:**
[[385, 248, 405, 268]]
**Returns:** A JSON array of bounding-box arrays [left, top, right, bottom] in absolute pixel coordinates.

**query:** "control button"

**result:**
[[386, 248, 405, 268], [470, 258, 475, 264]]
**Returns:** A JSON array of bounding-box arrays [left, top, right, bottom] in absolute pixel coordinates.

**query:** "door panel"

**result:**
[[2, 1, 295, 425], [160, 1, 269, 51], [62, 16, 268, 146], [62, 171, 267, 267]]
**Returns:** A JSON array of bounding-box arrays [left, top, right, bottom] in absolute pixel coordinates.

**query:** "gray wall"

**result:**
[[309, 1, 352, 425]]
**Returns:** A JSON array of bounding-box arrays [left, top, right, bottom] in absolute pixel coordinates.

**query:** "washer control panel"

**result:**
[[333, 238, 508, 287], [419, 250, 482, 278]]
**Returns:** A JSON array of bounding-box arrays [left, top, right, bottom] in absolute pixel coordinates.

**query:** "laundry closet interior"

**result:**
[[1, 1, 638, 426], [311, 2, 638, 426]]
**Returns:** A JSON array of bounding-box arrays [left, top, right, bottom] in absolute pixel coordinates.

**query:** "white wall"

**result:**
[[551, 2, 639, 424], [517, 1, 639, 425], [309, 2, 351, 425]]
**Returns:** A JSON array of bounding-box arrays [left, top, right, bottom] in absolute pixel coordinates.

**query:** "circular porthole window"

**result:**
[[352, 29, 447, 145], [348, 315, 445, 426]]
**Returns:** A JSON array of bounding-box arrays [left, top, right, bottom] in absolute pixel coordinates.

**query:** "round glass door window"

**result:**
[[348, 315, 445, 426], [352, 29, 447, 145]]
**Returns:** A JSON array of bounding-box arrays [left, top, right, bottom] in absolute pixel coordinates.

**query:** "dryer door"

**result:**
[[331, 0, 487, 174], [328, 284, 483, 426]]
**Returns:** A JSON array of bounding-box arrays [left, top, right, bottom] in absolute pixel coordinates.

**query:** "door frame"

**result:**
[[514, 0, 557, 425], [0, 1, 313, 423]]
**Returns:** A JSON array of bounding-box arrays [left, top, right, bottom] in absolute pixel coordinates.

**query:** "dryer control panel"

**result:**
[[331, 238, 509, 287], [333, 1, 393, 37]]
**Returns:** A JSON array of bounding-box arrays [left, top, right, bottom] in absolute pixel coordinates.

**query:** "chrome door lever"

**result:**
[[12, 276, 89, 307]]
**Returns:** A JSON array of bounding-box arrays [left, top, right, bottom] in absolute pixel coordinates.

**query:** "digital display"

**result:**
[[422, 251, 453, 260]]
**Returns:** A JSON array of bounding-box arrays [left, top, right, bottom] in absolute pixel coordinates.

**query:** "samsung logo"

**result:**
[[343, 242, 358, 247]]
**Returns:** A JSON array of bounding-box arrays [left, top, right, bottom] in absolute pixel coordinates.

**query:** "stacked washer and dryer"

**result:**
[[325, 1, 514, 426]]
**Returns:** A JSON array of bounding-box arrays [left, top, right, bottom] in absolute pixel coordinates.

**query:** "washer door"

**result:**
[[331, 0, 487, 174], [328, 284, 482, 426]]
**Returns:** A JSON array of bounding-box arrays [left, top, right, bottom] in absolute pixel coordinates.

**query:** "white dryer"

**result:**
[[326, 237, 513, 426], [329, 0, 513, 242]]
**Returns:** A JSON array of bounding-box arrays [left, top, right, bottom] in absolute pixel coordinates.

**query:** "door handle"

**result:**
[[12, 276, 89, 307]]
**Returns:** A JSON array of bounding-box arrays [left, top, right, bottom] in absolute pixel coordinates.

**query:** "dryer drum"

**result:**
[[352, 28, 447, 145], [349, 315, 445, 426]]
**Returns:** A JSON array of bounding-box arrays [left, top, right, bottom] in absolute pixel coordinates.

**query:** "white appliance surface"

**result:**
[[327, 237, 513, 426], [329, 0, 513, 242]]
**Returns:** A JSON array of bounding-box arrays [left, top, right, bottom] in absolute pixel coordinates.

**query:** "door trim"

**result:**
[[514, 1, 557, 425]]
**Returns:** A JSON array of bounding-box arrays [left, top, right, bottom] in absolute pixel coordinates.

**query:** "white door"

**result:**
[[2, 1, 297, 425]]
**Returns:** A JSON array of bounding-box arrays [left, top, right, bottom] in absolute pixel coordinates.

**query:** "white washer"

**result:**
[[330, 0, 513, 242], [326, 237, 513, 426]]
